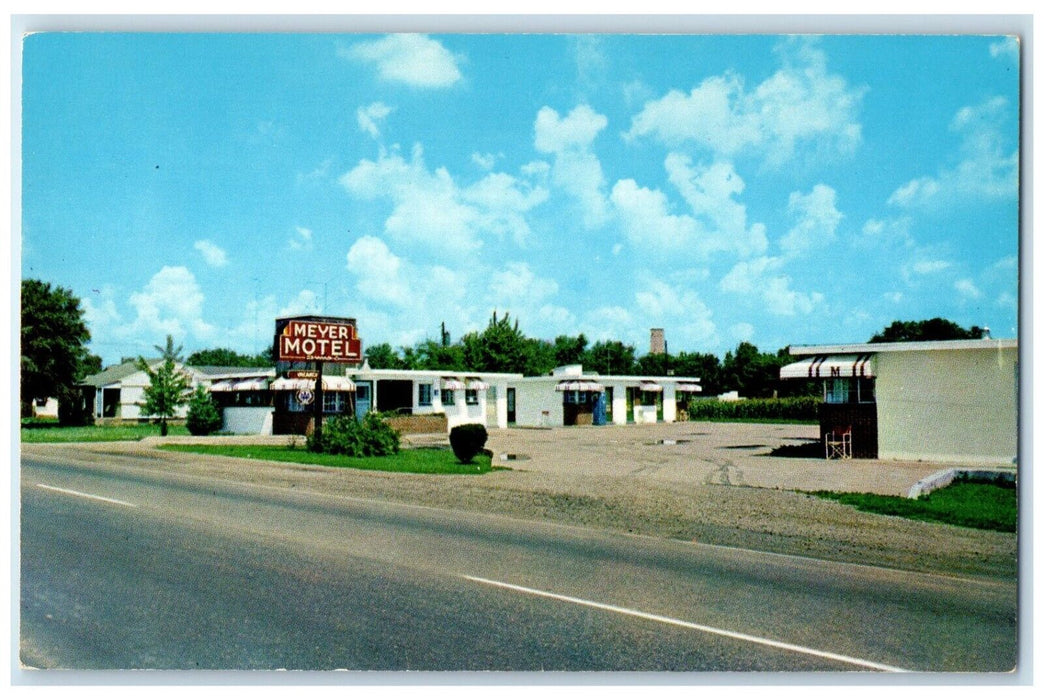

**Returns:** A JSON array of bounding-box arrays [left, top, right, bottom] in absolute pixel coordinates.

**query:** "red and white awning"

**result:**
[[638, 381, 663, 393], [555, 380, 604, 392], [780, 353, 875, 380], [232, 377, 270, 391], [466, 378, 490, 390], [441, 378, 466, 390], [674, 382, 702, 392], [209, 380, 236, 392], [271, 376, 356, 391]]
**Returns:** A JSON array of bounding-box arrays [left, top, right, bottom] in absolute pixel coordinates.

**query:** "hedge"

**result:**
[[686, 396, 820, 422]]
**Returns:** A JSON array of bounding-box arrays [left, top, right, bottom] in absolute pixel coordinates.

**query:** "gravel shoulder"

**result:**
[[22, 422, 1018, 581]]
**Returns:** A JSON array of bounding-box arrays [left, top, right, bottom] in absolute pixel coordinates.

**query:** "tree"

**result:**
[[186, 347, 271, 367], [581, 340, 637, 376], [364, 342, 405, 369], [553, 334, 588, 367], [186, 385, 222, 436], [137, 335, 192, 436], [869, 318, 986, 343], [20, 279, 93, 420], [461, 312, 532, 374], [720, 342, 789, 398]]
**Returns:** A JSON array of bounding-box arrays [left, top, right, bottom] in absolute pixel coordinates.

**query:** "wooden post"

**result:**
[[313, 361, 324, 447]]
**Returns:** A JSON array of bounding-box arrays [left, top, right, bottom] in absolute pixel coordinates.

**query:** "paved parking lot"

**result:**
[[484, 421, 980, 497]]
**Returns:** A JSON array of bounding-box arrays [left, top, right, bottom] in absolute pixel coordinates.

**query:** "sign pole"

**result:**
[[313, 361, 324, 447]]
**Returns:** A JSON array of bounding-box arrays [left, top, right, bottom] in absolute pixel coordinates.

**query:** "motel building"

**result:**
[[779, 338, 1018, 465]]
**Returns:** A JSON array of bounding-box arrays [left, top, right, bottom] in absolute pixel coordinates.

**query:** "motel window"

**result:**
[[824, 378, 876, 405], [465, 389, 479, 405], [443, 389, 456, 406], [419, 383, 433, 406], [323, 392, 342, 413], [563, 391, 591, 405]]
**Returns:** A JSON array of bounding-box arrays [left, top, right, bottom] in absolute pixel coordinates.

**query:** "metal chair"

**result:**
[[825, 426, 853, 459]]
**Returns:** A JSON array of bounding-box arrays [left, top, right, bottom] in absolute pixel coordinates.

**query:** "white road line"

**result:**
[[462, 574, 910, 673], [35, 483, 138, 509]]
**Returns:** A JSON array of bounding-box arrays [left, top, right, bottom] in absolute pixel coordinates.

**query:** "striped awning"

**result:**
[[271, 376, 356, 391], [466, 378, 490, 390], [555, 380, 604, 392], [780, 353, 875, 380], [233, 377, 270, 391], [638, 381, 663, 393], [675, 382, 702, 392], [441, 378, 466, 390], [209, 380, 236, 392]]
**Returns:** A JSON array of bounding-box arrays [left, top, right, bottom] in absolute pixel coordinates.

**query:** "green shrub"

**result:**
[[449, 423, 488, 464], [686, 396, 820, 422], [186, 386, 223, 435], [308, 412, 401, 457]]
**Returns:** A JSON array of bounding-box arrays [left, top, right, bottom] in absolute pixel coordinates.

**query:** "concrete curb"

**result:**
[[906, 468, 1017, 499]]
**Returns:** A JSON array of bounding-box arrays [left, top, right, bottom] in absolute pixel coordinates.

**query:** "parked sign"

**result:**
[[275, 316, 362, 363]]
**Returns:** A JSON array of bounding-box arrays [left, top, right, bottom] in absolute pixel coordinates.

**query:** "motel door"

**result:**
[[355, 381, 372, 420], [507, 388, 516, 424]]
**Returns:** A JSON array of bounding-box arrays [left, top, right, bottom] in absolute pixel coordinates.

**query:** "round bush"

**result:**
[[449, 423, 488, 464]]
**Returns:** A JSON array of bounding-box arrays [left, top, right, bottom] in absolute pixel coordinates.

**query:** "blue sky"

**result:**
[[20, 31, 1021, 367]]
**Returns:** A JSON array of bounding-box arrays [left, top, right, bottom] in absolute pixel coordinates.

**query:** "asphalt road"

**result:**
[[19, 452, 1018, 673]]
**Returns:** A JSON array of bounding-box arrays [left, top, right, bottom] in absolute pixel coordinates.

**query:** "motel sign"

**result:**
[[275, 316, 362, 363]]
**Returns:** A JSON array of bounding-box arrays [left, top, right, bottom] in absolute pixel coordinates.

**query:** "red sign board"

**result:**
[[275, 317, 362, 363]]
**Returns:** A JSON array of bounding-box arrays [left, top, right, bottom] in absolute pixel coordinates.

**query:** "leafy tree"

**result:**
[[720, 342, 788, 398], [20, 279, 93, 420], [553, 334, 588, 367], [137, 335, 192, 436], [364, 342, 405, 369], [186, 385, 223, 436], [461, 312, 532, 374], [581, 340, 637, 376], [869, 318, 986, 343], [186, 347, 272, 367], [415, 339, 467, 371]]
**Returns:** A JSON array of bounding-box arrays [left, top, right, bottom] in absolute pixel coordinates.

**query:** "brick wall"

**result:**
[[819, 403, 878, 458], [384, 413, 449, 435]]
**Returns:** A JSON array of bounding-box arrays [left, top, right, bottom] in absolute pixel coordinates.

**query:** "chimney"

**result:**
[[650, 328, 665, 355]]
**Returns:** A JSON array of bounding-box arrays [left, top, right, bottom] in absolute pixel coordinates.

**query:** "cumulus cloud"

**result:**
[[341, 144, 546, 254], [626, 38, 865, 167], [888, 96, 1018, 208], [955, 278, 982, 299], [194, 239, 228, 267], [288, 226, 313, 251], [610, 154, 768, 259], [534, 104, 610, 228], [989, 36, 1019, 63], [911, 260, 952, 275], [346, 34, 462, 88], [634, 278, 717, 347], [720, 256, 823, 316], [779, 184, 843, 256], [357, 101, 393, 139], [345, 236, 412, 307], [127, 266, 215, 341]]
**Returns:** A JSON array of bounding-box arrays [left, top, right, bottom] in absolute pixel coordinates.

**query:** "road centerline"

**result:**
[[35, 483, 139, 509], [461, 574, 911, 673]]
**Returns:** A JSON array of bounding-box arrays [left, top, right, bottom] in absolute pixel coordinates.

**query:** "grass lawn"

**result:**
[[688, 417, 819, 425], [158, 444, 495, 475], [21, 423, 191, 443], [813, 478, 1016, 532]]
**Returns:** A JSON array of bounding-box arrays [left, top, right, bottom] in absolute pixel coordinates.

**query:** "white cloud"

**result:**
[[730, 322, 755, 342], [720, 256, 822, 316], [634, 278, 717, 347], [341, 144, 546, 255], [955, 278, 982, 299], [534, 104, 610, 228], [488, 262, 558, 308], [626, 38, 865, 166], [127, 266, 215, 341], [858, 216, 914, 249], [911, 260, 951, 275], [779, 184, 842, 256], [357, 102, 393, 139], [889, 96, 1018, 208], [194, 239, 228, 268], [288, 226, 313, 252], [346, 34, 462, 88], [611, 178, 701, 253], [663, 153, 768, 257], [345, 236, 411, 307], [471, 152, 497, 170], [989, 37, 1019, 63]]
